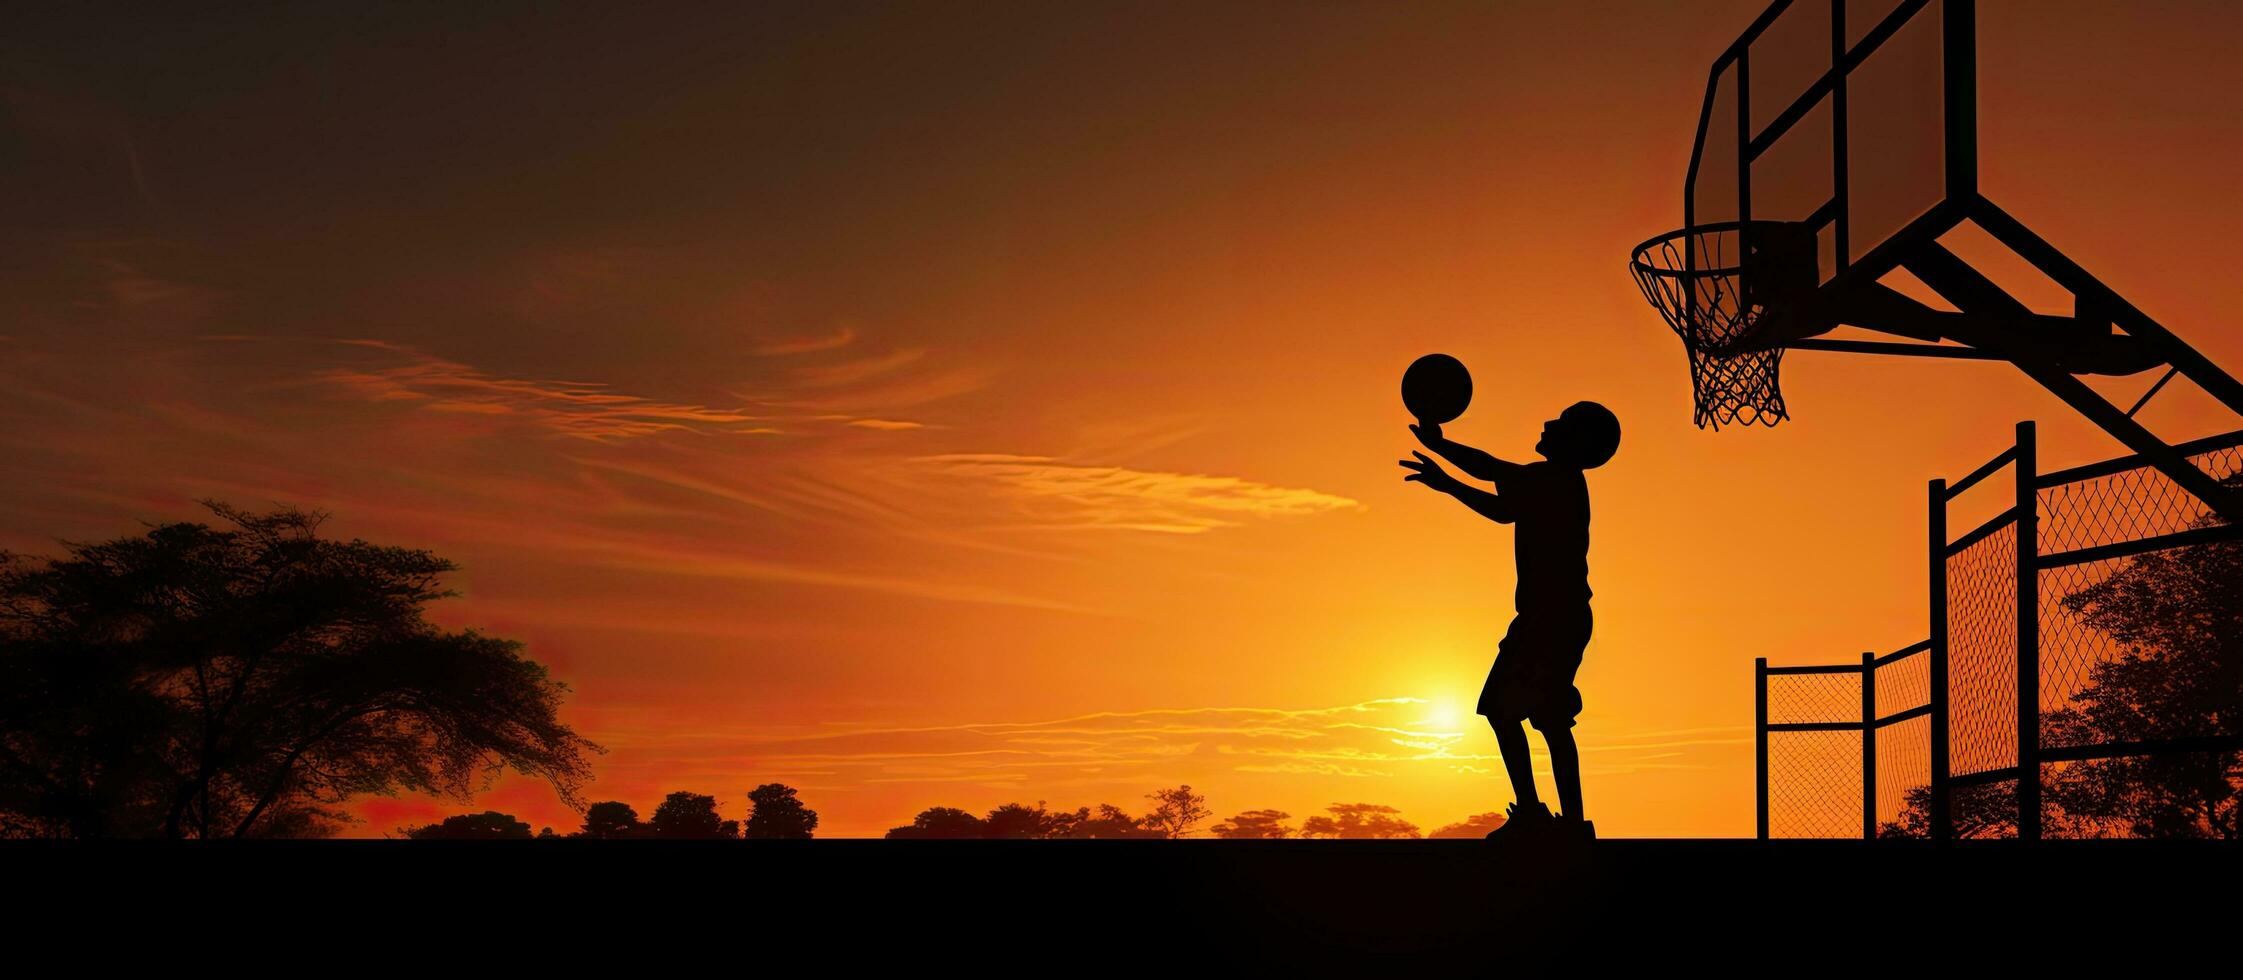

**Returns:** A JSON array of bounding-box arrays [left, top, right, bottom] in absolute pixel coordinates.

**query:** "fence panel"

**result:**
[[1756, 645, 1933, 839], [2034, 438, 2243, 753], [1873, 649, 1932, 836], [1767, 728, 1862, 838], [1762, 668, 1863, 838], [1944, 521, 2018, 782], [1754, 425, 2243, 839]]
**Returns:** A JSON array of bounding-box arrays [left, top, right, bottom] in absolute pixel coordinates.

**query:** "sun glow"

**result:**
[[1425, 699, 1464, 733]]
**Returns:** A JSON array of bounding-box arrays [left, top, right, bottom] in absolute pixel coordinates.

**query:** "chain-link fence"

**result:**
[[1756, 422, 2243, 839], [1945, 522, 2017, 783], [1759, 666, 1860, 838], [2034, 437, 2243, 751], [2026, 430, 2243, 839], [1756, 642, 1931, 839], [1873, 648, 1932, 837]]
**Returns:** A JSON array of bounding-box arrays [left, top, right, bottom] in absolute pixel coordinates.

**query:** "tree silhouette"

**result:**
[[1885, 492, 2242, 839], [1881, 782, 2017, 839], [647, 791, 734, 839], [1065, 803, 1163, 838], [0, 502, 599, 838], [2039, 525, 2242, 838], [1427, 811, 1508, 838], [884, 806, 985, 839], [1298, 803, 1421, 839], [1211, 809, 1295, 839], [745, 783, 818, 839], [579, 801, 642, 839], [404, 810, 533, 839], [1140, 785, 1211, 839], [984, 801, 1074, 839]]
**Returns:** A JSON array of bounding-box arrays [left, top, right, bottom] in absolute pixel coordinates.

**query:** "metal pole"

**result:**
[[2015, 421, 2040, 840], [1757, 657, 1770, 841], [1945, 0, 1978, 200], [1863, 650, 1877, 840], [1829, 0, 1850, 272], [1929, 478, 1951, 841]]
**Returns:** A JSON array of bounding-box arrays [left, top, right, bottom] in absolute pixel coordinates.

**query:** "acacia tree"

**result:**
[[1067, 803, 1161, 838], [0, 502, 599, 838], [1427, 812, 1507, 839], [984, 801, 1074, 838], [1298, 803, 1420, 839], [884, 806, 985, 839], [882, 801, 1163, 838], [1211, 809, 1294, 839], [404, 811, 533, 839], [1140, 785, 1211, 839]]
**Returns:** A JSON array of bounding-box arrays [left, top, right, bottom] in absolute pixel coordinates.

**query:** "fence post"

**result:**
[[1929, 478, 1950, 841], [1756, 657, 1769, 840], [1862, 651, 1877, 839], [2015, 420, 2040, 839]]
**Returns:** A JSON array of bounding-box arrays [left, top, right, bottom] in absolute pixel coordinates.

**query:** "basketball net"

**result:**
[[1630, 223, 1797, 428]]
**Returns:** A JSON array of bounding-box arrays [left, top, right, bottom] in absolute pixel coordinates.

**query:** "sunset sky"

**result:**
[[6, 0, 2243, 838]]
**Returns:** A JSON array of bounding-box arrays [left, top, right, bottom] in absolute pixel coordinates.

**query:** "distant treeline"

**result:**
[[405, 784, 817, 839], [883, 788, 1509, 839], [404, 784, 1512, 840]]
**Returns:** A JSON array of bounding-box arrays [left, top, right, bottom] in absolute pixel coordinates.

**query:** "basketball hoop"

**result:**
[[1629, 221, 1814, 429]]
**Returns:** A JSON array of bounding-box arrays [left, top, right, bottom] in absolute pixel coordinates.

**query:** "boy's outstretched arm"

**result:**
[[1410, 422, 1525, 486], [1398, 451, 1515, 524]]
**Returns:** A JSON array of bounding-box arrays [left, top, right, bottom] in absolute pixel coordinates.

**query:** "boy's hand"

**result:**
[[1398, 451, 1460, 494], [1409, 421, 1445, 450]]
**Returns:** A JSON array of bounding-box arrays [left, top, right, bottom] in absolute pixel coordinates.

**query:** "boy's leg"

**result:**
[[1490, 717, 1541, 808], [1538, 608, 1593, 821], [1544, 726, 1582, 819]]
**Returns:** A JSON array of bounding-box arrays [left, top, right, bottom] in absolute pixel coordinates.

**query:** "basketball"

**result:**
[[1401, 353, 1472, 425]]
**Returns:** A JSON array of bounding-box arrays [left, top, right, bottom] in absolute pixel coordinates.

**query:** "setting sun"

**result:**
[[1424, 699, 1465, 734]]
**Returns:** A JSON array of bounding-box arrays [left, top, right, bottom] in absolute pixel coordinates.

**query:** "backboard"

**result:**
[[1635, 0, 2243, 524], [1687, 0, 1970, 346]]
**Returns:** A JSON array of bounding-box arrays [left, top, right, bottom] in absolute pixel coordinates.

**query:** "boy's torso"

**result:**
[[1510, 461, 1591, 609]]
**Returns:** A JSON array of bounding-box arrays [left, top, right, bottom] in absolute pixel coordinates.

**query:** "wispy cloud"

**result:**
[[760, 362, 1002, 413], [315, 340, 775, 441], [789, 348, 926, 388], [916, 454, 1360, 533], [0, 328, 1107, 614], [748, 325, 857, 356], [550, 532, 1106, 616]]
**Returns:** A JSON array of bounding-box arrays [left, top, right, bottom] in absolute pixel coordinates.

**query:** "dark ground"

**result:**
[[14, 839, 2236, 970]]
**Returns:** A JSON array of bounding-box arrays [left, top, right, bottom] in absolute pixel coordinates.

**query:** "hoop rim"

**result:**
[[1627, 220, 1802, 279]]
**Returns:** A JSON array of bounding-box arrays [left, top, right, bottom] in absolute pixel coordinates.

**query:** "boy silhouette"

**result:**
[[1399, 401, 1620, 842]]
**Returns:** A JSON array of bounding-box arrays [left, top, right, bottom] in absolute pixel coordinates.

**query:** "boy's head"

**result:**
[[1535, 401, 1621, 469]]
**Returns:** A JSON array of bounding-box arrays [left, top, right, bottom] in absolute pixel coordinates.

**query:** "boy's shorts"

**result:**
[[1477, 605, 1593, 731]]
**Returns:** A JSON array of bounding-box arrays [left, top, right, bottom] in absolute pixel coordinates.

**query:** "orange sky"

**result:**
[[5, 1, 2243, 837]]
